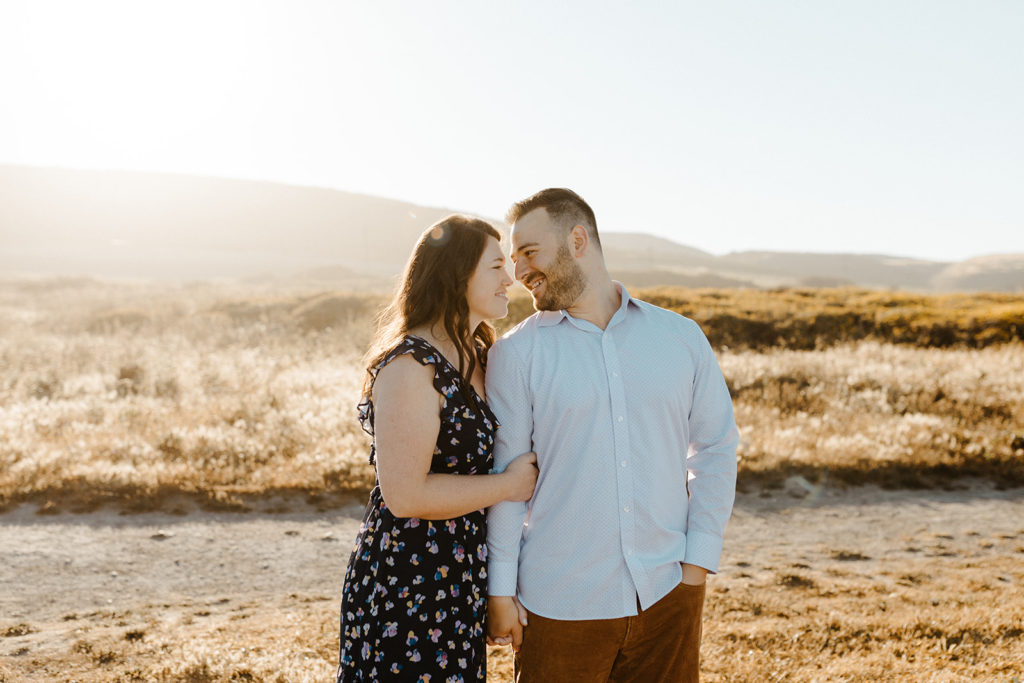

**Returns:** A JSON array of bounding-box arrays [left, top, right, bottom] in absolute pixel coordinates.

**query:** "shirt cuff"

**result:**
[[683, 530, 725, 574], [487, 560, 519, 596]]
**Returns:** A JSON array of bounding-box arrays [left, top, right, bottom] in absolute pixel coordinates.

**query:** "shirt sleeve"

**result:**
[[683, 325, 739, 573], [485, 337, 533, 597]]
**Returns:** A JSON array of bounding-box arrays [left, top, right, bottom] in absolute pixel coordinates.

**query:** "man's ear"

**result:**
[[570, 224, 589, 257]]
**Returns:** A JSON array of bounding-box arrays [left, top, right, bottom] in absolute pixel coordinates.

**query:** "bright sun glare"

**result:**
[[3, 1, 1023, 261], [7, 1, 294, 173]]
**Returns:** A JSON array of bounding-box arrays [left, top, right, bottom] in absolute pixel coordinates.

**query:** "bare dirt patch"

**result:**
[[2, 485, 1023, 681]]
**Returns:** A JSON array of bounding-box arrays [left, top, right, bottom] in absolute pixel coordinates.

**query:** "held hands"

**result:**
[[488, 453, 535, 651], [502, 451, 538, 502], [486, 595, 529, 651]]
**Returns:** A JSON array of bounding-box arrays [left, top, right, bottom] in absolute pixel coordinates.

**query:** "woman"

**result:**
[[337, 215, 538, 682]]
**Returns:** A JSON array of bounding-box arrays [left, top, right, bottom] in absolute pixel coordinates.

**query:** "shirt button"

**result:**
[[612, 372, 619, 378], [623, 506, 630, 512], [620, 461, 627, 467], [617, 416, 624, 423]]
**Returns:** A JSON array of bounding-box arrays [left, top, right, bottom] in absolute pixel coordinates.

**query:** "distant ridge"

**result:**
[[0, 165, 459, 281], [931, 254, 1024, 293], [2, 165, 1021, 292]]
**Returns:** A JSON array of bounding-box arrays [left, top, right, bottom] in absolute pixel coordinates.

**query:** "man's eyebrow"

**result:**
[[513, 241, 540, 254]]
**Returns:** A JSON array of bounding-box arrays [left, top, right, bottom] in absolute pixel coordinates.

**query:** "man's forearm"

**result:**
[[485, 499, 527, 595]]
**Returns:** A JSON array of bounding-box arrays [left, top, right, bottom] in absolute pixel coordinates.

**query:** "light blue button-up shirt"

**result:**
[[485, 284, 738, 620]]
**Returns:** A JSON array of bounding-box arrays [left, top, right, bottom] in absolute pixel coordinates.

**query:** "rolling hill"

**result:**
[[2, 165, 1021, 292]]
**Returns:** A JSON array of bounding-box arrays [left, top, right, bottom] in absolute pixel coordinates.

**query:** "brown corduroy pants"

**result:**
[[513, 581, 706, 683]]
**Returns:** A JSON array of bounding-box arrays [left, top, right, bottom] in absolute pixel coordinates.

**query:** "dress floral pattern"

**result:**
[[337, 335, 497, 682]]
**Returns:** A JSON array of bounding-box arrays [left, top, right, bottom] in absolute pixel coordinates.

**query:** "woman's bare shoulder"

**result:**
[[372, 354, 437, 402]]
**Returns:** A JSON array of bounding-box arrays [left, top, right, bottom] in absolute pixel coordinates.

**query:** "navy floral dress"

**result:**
[[337, 335, 497, 683]]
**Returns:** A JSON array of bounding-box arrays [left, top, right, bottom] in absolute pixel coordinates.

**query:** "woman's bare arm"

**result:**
[[373, 355, 536, 519]]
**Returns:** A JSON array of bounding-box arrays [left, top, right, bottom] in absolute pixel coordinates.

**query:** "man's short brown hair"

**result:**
[[506, 188, 601, 248]]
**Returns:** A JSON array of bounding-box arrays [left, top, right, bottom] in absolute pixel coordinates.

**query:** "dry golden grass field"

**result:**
[[2, 278, 1023, 681]]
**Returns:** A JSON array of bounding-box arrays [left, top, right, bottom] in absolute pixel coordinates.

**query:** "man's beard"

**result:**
[[532, 243, 587, 311]]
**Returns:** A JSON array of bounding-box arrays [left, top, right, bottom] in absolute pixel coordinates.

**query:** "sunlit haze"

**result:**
[[2, 1, 1022, 261]]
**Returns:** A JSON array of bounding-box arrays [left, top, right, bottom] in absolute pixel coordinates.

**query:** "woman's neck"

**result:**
[[407, 323, 485, 396], [408, 325, 460, 361]]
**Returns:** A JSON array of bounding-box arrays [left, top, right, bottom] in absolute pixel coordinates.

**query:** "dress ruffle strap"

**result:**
[[356, 336, 462, 439]]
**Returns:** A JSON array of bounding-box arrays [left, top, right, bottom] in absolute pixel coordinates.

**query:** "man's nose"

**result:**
[[514, 260, 529, 282]]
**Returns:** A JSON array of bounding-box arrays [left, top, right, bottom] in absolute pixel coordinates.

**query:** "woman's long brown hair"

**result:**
[[363, 215, 502, 411]]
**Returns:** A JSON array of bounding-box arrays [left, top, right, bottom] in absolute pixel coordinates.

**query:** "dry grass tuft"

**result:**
[[2, 624, 34, 638], [724, 342, 1024, 490], [634, 287, 1024, 350], [2, 547, 1021, 681], [703, 551, 1024, 681], [3, 279, 1023, 513], [1, 279, 379, 512]]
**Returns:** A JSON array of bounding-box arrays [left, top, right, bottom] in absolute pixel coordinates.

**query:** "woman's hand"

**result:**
[[487, 596, 528, 651], [501, 451, 538, 502]]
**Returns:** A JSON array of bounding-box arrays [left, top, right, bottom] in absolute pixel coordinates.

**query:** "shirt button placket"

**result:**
[[605, 332, 636, 607]]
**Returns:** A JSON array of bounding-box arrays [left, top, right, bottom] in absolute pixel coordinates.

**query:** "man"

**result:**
[[485, 188, 738, 682]]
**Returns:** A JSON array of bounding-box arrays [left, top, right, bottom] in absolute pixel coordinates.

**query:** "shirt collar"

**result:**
[[535, 310, 566, 327], [608, 282, 636, 326], [534, 281, 636, 328]]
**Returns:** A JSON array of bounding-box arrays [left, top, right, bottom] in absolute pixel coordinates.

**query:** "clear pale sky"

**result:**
[[2, 1, 1021, 261]]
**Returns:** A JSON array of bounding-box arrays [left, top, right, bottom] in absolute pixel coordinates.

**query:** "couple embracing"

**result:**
[[337, 188, 738, 682]]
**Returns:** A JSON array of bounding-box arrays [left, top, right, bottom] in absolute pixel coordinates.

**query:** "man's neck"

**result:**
[[565, 278, 621, 330]]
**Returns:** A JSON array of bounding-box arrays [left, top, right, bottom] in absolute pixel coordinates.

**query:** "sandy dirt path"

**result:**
[[2, 485, 1023, 680], [1, 499, 368, 625]]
